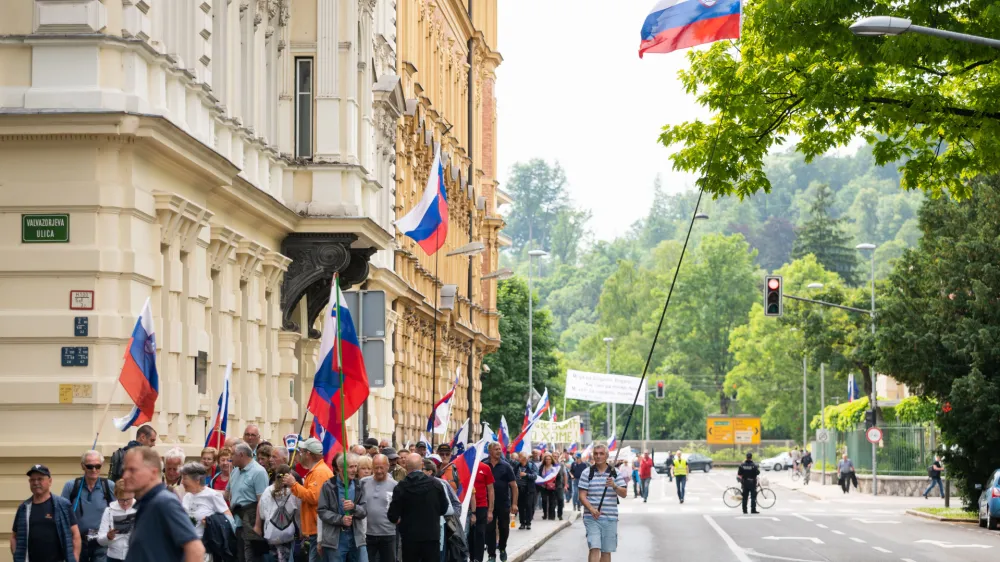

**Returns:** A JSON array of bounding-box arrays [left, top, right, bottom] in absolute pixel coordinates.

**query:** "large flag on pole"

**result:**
[[456, 436, 489, 527], [639, 0, 742, 58], [428, 368, 459, 435], [497, 416, 511, 454], [530, 388, 550, 423], [205, 361, 232, 448], [307, 280, 370, 447], [395, 145, 448, 255], [311, 417, 344, 466], [113, 298, 160, 431]]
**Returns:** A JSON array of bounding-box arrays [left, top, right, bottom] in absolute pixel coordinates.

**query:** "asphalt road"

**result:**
[[527, 468, 1000, 562]]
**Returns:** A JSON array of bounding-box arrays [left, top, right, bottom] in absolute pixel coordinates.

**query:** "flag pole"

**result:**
[[430, 222, 440, 450], [335, 273, 349, 503]]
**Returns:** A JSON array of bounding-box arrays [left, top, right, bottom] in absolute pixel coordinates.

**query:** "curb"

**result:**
[[509, 511, 580, 562], [905, 509, 978, 524], [772, 481, 826, 501]]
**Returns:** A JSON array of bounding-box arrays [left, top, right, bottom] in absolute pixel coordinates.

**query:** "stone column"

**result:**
[[315, 0, 340, 161], [277, 330, 302, 435]]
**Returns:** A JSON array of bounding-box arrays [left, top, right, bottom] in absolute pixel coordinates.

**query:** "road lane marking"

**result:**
[[743, 549, 825, 562], [850, 537, 867, 543], [872, 547, 891, 553], [853, 518, 900, 524], [831, 530, 845, 535], [816, 524, 828, 529], [737, 516, 780, 521], [704, 515, 752, 562], [762, 536, 824, 544], [901, 559, 917, 562], [794, 514, 814, 522], [915, 539, 992, 549]]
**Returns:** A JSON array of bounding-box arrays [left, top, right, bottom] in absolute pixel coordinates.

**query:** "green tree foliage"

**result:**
[[482, 278, 559, 429], [877, 176, 1000, 507], [658, 1, 1000, 200], [667, 234, 758, 414], [792, 184, 860, 285], [503, 159, 569, 254], [549, 207, 592, 265]]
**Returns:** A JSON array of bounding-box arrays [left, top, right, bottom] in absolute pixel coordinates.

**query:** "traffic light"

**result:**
[[864, 409, 876, 429], [656, 381, 665, 399], [764, 275, 783, 317]]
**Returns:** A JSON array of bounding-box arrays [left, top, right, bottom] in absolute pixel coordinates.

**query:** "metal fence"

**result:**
[[811, 423, 938, 476]]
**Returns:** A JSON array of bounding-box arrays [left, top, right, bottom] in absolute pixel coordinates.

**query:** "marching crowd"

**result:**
[[9, 424, 650, 562]]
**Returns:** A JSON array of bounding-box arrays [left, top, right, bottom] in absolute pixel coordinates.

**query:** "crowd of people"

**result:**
[[9, 424, 653, 562]]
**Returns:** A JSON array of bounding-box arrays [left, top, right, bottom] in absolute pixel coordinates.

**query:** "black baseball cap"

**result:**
[[27, 464, 51, 477], [364, 438, 380, 448], [381, 447, 400, 460]]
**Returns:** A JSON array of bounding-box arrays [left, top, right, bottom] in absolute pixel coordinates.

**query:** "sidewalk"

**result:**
[[770, 472, 948, 509], [502, 509, 580, 562]]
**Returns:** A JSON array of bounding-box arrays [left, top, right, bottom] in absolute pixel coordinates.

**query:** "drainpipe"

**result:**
[[466, 0, 476, 441]]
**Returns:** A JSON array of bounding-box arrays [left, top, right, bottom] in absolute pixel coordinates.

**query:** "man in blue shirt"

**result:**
[[227, 442, 269, 562], [121, 448, 203, 562], [569, 454, 588, 512], [484, 443, 517, 562], [62, 450, 115, 562]]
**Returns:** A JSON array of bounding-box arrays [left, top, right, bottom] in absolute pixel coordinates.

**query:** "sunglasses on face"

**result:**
[[84, 464, 102, 470]]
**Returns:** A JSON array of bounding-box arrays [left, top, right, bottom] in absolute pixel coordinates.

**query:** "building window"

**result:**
[[195, 351, 208, 394], [295, 58, 313, 158]]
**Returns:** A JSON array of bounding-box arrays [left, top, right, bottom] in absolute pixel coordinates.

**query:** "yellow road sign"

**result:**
[[707, 416, 761, 445]]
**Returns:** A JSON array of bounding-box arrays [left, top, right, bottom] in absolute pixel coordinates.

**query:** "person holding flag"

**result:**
[[283, 438, 332, 562]]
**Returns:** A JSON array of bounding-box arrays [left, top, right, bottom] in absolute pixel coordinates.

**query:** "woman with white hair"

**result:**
[[180, 461, 234, 560], [164, 446, 188, 501]]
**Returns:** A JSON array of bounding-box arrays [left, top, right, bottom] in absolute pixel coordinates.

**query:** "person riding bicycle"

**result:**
[[737, 453, 760, 515], [790, 446, 802, 474]]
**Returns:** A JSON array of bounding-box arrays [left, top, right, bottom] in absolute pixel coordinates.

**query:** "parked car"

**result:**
[[978, 469, 1000, 530], [653, 453, 713, 473], [760, 452, 794, 471]]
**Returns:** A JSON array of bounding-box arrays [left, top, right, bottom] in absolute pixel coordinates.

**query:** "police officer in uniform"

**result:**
[[737, 452, 760, 514]]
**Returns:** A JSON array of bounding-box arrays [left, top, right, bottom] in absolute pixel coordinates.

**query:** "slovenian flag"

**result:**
[[428, 369, 459, 435], [455, 436, 489, 527], [113, 298, 160, 431], [205, 361, 232, 448], [310, 418, 343, 466], [848, 373, 862, 402], [497, 416, 511, 454], [395, 145, 448, 255], [536, 465, 560, 486], [531, 389, 550, 423], [609, 436, 618, 452], [450, 419, 470, 460], [307, 279, 370, 447], [639, 0, 742, 58], [568, 443, 578, 454]]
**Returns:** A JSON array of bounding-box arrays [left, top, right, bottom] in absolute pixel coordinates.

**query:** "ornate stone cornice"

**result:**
[[208, 226, 243, 271], [153, 192, 214, 252], [236, 239, 269, 282], [262, 251, 292, 293]]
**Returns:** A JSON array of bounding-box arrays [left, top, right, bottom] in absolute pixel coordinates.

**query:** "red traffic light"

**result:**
[[657, 381, 664, 388], [767, 278, 780, 290]]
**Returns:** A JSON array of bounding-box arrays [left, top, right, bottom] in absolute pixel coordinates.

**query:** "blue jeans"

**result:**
[[924, 477, 944, 498], [339, 530, 361, 562], [571, 480, 581, 509], [641, 478, 651, 500], [676, 475, 687, 501]]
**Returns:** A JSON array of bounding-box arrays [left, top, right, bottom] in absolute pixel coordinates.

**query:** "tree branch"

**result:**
[[957, 58, 996, 75], [755, 98, 805, 141], [862, 96, 1000, 121], [909, 64, 946, 77]]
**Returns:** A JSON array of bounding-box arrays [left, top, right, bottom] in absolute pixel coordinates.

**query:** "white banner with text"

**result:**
[[564, 369, 646, 407]]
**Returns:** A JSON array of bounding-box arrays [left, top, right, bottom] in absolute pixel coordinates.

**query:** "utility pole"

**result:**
[[821, 363, 826, 485], [802, 355, 808, 448]]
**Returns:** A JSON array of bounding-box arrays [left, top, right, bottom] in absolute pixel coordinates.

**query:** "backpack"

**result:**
[[586, 466, 619, 505], [108, 446, 129, 483], [266, 493, 297, 545], [70, 477, 113, 511]]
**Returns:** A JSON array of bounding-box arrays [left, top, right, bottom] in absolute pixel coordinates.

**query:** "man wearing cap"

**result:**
[[435, 444, 460, 492], [382, 448, 406, 483], [364, 438, 381, 458], [283, 438, 333, 562], [12, 464, 81, 562], [415, 442, 429, 458]]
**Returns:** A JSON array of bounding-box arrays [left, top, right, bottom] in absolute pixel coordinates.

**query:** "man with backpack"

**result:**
[[108, 425, 157, 483], [61, 450, 115, 562], [578, 443, 627, 562]]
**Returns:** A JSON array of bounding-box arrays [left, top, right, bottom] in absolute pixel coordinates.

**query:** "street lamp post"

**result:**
[[527, 250, 548, 405], [850, 16, 1000, 50], [856, 242, 878, 496], [805, 282, 824, 470], [604, 337, 614, 439]]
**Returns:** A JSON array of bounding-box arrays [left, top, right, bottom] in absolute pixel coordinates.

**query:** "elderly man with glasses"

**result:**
[[61, 450, 115, 562], [243, 425, 262, 458]]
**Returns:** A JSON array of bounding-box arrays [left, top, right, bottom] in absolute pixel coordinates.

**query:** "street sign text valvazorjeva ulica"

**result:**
[[22, 214, 69, 243]]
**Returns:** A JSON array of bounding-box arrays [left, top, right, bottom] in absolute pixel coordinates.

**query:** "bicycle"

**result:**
[[790, 468, 802, 482], [723, 482, 777, 509]]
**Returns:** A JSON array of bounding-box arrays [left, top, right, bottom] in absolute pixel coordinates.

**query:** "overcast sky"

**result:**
[[495, 1, 712, 241]]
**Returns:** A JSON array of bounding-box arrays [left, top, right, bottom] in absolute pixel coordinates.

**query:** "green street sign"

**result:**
[[22, 214, 69, 243]]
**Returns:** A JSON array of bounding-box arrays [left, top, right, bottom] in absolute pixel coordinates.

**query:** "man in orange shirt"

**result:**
[[282, 438, 333, 562]]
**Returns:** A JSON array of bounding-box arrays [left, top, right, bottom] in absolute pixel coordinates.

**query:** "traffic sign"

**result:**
[[816, 429, 830, 443], [866, 426, 882, 444]]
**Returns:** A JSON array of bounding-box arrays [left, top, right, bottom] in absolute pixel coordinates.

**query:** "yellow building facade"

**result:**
[[390, 0, 505, 445]]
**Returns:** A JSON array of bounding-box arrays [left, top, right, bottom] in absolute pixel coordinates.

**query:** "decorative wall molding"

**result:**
[[33, 0, 107, 34], [153, 192, 214, 252]]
